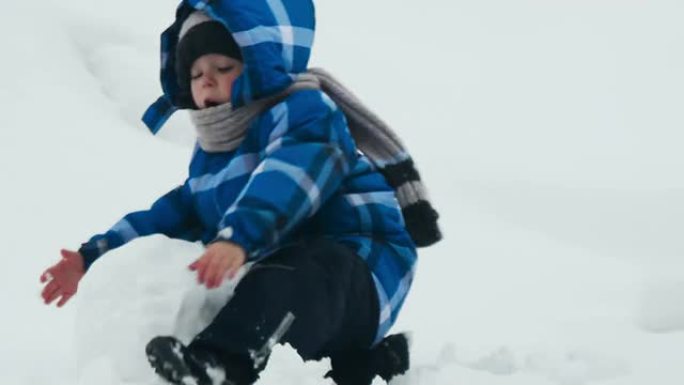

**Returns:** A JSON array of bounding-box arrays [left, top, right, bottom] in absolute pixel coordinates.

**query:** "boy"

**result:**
[[40, 2, 440, 384]]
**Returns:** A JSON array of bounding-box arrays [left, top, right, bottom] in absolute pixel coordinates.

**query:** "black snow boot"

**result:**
[[371, 333, 411, 382], [145, 336, 258, 385], [326, 333, 411, 385]]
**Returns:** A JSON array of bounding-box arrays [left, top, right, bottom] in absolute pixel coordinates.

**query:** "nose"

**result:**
[[200, 72, 216, 88]]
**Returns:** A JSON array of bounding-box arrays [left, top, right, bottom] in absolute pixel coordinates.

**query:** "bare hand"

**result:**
[[40, 249, 85, 307], [189, 242, 246, 289]]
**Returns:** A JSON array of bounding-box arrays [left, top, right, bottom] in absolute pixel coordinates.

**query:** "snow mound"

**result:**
[[72, 235, 330, 385], [74, 236, 246, 384], [637, 271, 684, 334], [396, 344, 629, 385]]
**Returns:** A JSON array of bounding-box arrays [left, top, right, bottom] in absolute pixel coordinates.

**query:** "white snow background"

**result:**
[[1, 0, 683, 384]]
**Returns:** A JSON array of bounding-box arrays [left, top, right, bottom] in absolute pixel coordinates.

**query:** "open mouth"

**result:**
[[204, 100, 220, 108]]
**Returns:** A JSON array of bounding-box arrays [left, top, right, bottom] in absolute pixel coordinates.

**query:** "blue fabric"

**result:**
[[142, 96, 177, 135], [101, 0, 416, 344]]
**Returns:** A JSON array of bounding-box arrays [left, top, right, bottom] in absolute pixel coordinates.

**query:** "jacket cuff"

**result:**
[[78, 237, 109, 272], [211, 226, 257, 261]]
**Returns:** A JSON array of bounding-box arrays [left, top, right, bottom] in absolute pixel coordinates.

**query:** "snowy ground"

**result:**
[[2, 0, 683, 384]]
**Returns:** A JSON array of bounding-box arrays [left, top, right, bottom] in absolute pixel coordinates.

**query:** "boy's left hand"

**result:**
[[189, 241, 246, 289]]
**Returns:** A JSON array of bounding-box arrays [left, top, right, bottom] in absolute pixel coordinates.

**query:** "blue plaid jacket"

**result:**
[[80, 0, 417, 343]]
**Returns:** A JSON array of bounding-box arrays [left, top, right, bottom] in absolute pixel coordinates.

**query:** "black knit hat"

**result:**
[[175, 11, 243, 107]]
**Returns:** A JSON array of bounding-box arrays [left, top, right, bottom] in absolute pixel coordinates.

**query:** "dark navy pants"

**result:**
[[189, 238, 379, 375]]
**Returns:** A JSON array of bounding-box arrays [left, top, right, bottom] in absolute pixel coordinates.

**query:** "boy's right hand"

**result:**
[[40, 249, 85, 307]]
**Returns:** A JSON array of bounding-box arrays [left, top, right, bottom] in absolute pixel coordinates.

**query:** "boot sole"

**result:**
[[146, 336, 201, 385]]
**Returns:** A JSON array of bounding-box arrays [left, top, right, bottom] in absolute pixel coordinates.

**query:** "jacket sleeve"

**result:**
[[78, 180, 202, 271], [213, 94, 357, 260]]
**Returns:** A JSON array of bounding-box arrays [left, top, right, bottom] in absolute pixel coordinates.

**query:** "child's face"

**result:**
[[190, 54, 243, 109]]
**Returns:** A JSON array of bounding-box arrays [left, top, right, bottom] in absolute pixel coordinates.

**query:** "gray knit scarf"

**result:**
[[189, 68, 441, 247]]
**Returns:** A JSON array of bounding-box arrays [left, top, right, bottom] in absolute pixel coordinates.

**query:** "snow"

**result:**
[[2, 0, 683, 384]]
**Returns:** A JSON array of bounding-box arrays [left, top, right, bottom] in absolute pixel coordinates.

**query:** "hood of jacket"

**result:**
[[142, 0, 315, 134]]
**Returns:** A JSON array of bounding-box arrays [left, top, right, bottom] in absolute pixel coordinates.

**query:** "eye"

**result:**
[[218, 66, 234, 73], [191, 72, 202, 80]]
